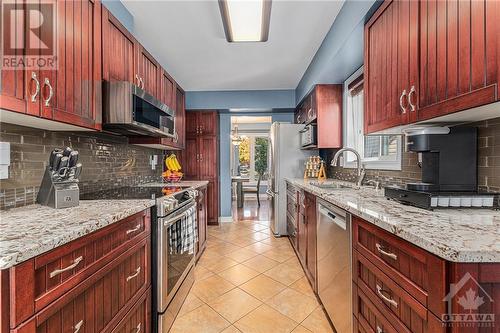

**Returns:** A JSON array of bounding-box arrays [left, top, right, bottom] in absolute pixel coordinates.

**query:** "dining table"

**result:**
[[232, 176, 250, 208]]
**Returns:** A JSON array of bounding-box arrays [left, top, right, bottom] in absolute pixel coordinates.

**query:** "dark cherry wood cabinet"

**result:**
[[294, 85, 342, 149], [135, 45, 160, 98], [180, 110, 219, 225], [1, 0, 102, 130], [304, 191, 317, 290], [196, 185, 208, 261], [365, 0, 500, 134], [296, 190, 307, 266], [1, 209, 152, 333]]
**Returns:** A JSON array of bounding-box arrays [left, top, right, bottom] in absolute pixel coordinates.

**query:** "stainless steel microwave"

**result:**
[[103, 81, 175, 138], [300, 124, 317, 148]]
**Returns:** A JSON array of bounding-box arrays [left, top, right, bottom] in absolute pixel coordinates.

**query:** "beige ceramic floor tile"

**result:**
[[248, 232, 270, 241], [204, 256, 240, 273], [245, 224, 269, 232], [193, 265, 215, 281], [261, 248, 295, 263], [170, 304, 230, 333], [177, 293, 204, 317], [191, 274, 236, 302], [291, 326, 313, 333], [265, 288, 319, 323], [218, 264, 260, 285], [260, 236, 290, 246], [242, 254, 279, 273], [263, 262, 305, 286], [225, 248, 258, 263], [229, 237, 259, 247], [289, 277, 316, 298], [301, 307, 334, 333], [235, 304, 298, 333], [211, 242, 243, 255], [239, 275, 287, 302], [221, 326, 242, 333], [208, 288, 262, 323], [244, 242, 274, 254]]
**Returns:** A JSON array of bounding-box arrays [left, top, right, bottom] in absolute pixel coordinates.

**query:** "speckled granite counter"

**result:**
[[0, 181, 209, 270], [0, 200, 155, 269], [139, 180, 209, 189], [286, 178, 500, 263]]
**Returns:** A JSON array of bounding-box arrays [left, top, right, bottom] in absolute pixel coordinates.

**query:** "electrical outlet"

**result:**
[[150, 155, 158, 170], [0, 142, 10, 179]]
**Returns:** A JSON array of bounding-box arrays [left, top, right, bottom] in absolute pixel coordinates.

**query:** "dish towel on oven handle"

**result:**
[[168, 206, 198, 254]]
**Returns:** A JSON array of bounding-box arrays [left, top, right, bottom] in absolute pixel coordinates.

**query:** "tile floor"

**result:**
[[169, 200, 333, 333]]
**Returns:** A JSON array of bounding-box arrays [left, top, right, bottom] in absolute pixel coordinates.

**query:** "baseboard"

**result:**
[[218, 216, 233, 223]]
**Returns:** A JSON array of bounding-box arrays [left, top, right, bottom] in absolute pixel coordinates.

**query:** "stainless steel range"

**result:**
[[81, 185, 199, 333]]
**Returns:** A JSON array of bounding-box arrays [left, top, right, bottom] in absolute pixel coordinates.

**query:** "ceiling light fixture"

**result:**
[[219, 0, 272, 42]]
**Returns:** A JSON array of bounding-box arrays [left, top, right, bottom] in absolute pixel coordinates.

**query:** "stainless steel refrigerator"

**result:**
[[266, 122, 315, 236]]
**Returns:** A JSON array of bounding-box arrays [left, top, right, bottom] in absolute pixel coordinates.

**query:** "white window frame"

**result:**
[[342, 66, 402, 171]]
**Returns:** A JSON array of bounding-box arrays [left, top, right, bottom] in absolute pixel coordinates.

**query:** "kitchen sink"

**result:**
[[309, 181, 354, 190]]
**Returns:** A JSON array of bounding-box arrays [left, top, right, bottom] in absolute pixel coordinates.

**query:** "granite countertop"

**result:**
[[286, 178, 500, 263], [139, 180, 209, 189], [0, 180, 209, 270]]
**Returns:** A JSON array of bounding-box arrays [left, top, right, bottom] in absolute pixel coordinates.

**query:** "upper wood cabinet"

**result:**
[[365, 0, 500, 134], [102, 6, 136, 84], [1, 0, 102, 130], [294, 85, 342, 148], [417, 0, 499, 120], [185, 111, 218, 137], [136, 45, 160, 98], [161, 70, 176, 109]]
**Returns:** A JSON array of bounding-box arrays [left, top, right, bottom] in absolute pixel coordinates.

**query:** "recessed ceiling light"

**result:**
[[219, 0, 272, 42]]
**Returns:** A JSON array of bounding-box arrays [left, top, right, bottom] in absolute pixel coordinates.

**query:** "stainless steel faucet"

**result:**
[[331, 148, 366, 186]]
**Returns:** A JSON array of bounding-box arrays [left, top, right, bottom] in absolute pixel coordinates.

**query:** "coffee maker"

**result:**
[[385, 126, 496, 209]]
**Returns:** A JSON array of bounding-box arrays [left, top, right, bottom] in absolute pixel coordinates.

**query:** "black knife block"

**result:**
[[36, 167, 80, 209]]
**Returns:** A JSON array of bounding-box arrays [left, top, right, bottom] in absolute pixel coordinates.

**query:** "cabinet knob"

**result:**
[[399, 89, 408, 114], [30, 72, 40, 102]]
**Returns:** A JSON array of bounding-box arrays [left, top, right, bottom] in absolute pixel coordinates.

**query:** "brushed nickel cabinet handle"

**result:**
[[74, 320, 84, 333], [375, 243, 398, 260], [126, 224, 141, 235], [133, 323, 141, 333], [43, 78, 53, 106], [408, 85, 416, 112], [376, 326, 384, 333], [126, 267, 141, 282], [135, 74, 140, 87], [376, 284, 398, 308], [30, 72, 40, 102], [50, 256, 83, 278], [173, 131, 178, 143], [399, 89, 408, 114], [307, 108, 313, 120]]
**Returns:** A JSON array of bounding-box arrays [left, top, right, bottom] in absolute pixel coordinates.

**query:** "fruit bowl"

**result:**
[[163, 173, 183, 183]]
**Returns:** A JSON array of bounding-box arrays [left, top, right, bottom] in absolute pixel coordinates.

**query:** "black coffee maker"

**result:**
[[405, 126, 477, 192]]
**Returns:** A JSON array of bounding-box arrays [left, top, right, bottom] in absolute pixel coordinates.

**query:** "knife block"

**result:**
[[36, 167, 80, 209]]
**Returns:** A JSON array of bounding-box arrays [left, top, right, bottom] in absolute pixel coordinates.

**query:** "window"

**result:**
[[343, 67, 402, 170], [235, 135, 269, 182]]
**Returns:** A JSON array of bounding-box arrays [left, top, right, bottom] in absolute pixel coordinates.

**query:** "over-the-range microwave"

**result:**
[[300, 124, 317, 148]]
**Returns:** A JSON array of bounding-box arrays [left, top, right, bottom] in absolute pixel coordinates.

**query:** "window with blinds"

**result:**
[[343, 67, 402, 170]]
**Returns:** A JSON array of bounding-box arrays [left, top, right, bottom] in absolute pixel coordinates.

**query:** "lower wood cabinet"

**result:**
[[196, 185, 208, 261], [111, 288, 151, 333], [2, 209, 152, 333]]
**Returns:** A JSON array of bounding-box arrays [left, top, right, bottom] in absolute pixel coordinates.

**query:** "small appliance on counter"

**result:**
[[385, 127, 499, 209], [36, 147, 83, 209]]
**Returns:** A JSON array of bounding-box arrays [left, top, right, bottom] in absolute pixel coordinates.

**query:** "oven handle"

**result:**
[[161, 204, 196, 227]]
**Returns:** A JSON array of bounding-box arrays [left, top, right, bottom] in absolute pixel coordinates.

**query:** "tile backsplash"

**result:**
[[321, 117, 500, 192], [0, 123, 165, 210]]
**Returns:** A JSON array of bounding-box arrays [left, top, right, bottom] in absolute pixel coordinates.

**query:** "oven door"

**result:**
[[157, 202, 197, 312]]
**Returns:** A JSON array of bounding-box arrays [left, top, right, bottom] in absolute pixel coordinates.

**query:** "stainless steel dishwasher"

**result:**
[[317, 198, 351, 333]]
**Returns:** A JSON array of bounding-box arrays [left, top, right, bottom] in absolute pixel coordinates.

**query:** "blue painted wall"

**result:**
[[186, 90, 296, 110], [102, 0, 134, 32], [295, 0, 380, 103]]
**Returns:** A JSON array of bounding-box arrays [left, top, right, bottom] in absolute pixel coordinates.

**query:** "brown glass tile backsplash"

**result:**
[[321, 117, 500, 192], [0, 123, 165, 210]]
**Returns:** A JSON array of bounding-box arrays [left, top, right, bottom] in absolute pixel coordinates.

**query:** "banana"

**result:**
[[166, 155, 175, 171], [172, 154, 182, 171]]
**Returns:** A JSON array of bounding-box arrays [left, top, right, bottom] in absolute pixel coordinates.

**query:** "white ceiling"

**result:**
[[121, 0, 345, 91]]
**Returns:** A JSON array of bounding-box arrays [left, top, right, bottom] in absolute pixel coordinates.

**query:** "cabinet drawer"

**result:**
[[12, 237, 150, 333], [9, 210, 150, 327], [352, 216, 446, 316], [354, 286, 399, 333], [111, 288, 151, 333], [354, 250, 444, 333]]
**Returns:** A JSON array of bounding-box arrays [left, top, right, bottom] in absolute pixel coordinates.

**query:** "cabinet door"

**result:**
[[364, 0, 417, 133], [0, 0, 28, 114], [417, 0, 499, 120], [207, 180, 219, 225], [102, 7, 136, 84], [197, 187, 208, 257], [198, 136, 218, 180], [297, 192, 307, 265], [41, 0, 102, 130], [160, 70, 175, 109], [174, 86, 186, 149], [182, 137, 199, 180], [185, 112, 199, 137], [198, 111, 218, 136], [305, 192, 317, 288], [136, 45, 160, 98]]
